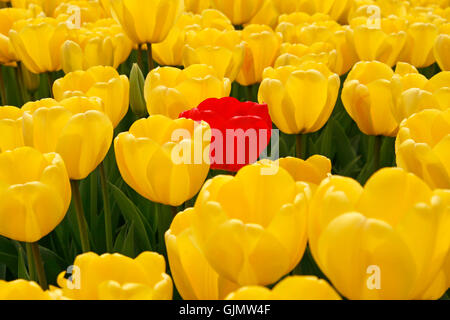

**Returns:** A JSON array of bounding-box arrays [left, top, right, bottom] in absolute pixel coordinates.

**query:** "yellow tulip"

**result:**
[[9, 17, 69, 74], [184, 0, 210, 13], [226, 276, 342, 300], [53, 65, 130, 128], [342, 60, 398, 136], [11, 0, 64, 16], [309, 168, 450, 300], [165, 208, 240, 300], [434, 23, 450, 71], [22, 97, 113, 180], [273, 0, 350, 22], [396, 108, 450, 189], [236, 24, 281, 86], [144, 64, 231, 119], [0, 106, 24, 153], [399, 22, 439, 68], [247, 0, 279, 29], [258, 61, 340, 134], [152, 9, 233, 67], [277, 155, 332, 188], [211, 0, 265, 25], [276, 13, 342, 44], [350, 16, 407, 67], [191, 160, 309, 286], [0, 280, 52, 300], [183, 28, 245, 81], [391, 64, 449, 125], [114, 115, 211, 206], [0, 147, 71, 243], [0, 8, 32, 65], [53, 0, 108, 24], [61, 19, 133, 74], [54, 252, 173, 300], [109, 0, 184, 45]]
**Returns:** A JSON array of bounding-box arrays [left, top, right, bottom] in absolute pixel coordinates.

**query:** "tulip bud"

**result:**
[[129, 63, 147, 118], [0, 106, 25, 153], [19, 62, 40, 92]]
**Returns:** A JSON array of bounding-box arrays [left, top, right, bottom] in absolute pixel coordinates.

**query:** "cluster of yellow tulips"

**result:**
[[0, 0, 449, 301]]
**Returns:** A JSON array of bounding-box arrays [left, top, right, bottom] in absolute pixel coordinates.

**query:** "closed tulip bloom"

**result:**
[[11, 0, 65, 16], [247, 0, 279, 29], [53, 65, 130, 128], [184, 0, 210, 13], [211, 0, 265, 25], [165, 208, 240, 300], [0, 280, 52, 300], [390, 64, 448, 125], [54, 0, 108, 24], [183, 28, 245, 81], [236, 24, 281, 86], [61, 19, 133, 74], [399, 22, 438, 68], [55, 252, 173, 300], [22, 97, 113, 180], [434, 23, 450, 71], [0, 147, 71, 243], [152, 9, 233, 67], [179, 97, 272, 172], [191, 161, 309, 286], [342, 61, 398, 136], [0, 106, 24, 153], [350, 16, 407, 67], [0, 8, 32, 65], [259, 61, 340, 134], [9, 17, 69, 74], [144, 64, 231, 119], [226, 276, 341, 300], [309, 168, 450, 300], [115, 115, 211, 206], [277, 155, 332, 189], [109, 0, 184, 45], [396, 109, 450, 189]]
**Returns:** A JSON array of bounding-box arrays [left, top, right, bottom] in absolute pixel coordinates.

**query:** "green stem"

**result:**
[[137, 47, 143, 72], [25, 243, 36, 282], [146, 43, 154, 75], [171, 206, 178, 218], [89, 169, 98, 224], [246, 85, 254, 102], [373, 135, 382, 173], [99, 162, 113, 253], [70, 180, 90, 252], [0, 66, 6, 105], [47, 72, 53, 98], [296, 134, 306, 160], [30, 242, 47, 290]]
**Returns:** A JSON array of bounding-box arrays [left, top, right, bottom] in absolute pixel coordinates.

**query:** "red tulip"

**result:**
[[179, 97, 272, 172]]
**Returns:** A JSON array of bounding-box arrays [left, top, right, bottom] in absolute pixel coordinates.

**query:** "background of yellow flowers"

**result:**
[[0, 0, 449, 301]]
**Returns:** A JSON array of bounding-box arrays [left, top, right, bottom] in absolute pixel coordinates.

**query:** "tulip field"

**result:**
[[0, 0, 449, 303]]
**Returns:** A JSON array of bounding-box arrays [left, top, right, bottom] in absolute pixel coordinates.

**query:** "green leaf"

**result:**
[[0, 264, 6, 280], [109, 182, 153, 251], [0, 236, 18, 277], [121, 223, 136, 258], [39, 246, 66, 286], [332, 120, 358, 167], [16, 244, 29, 281]]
